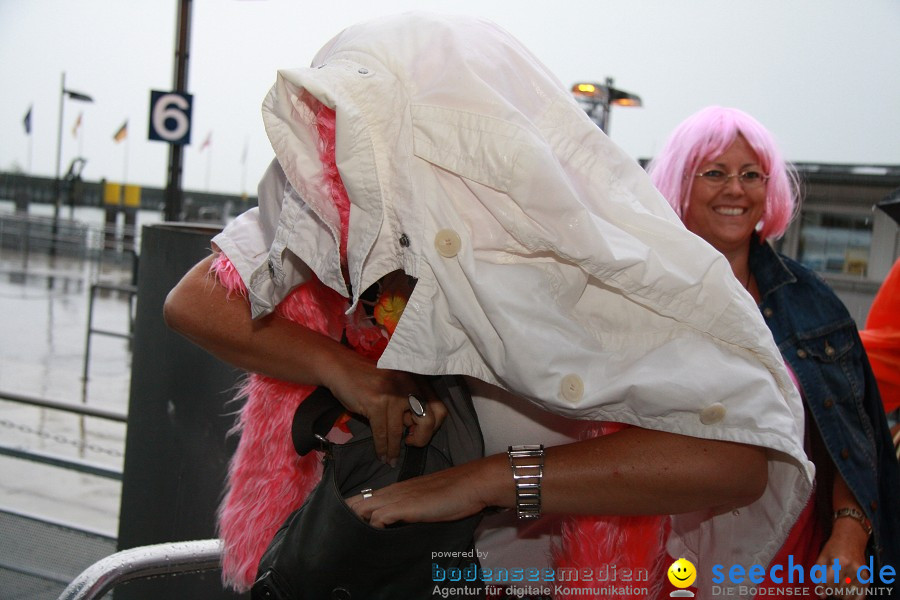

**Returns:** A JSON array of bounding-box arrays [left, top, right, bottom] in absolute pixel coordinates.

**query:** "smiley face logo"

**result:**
[[667, 558, 697, 589]]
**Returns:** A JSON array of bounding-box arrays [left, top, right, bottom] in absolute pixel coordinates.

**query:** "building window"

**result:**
[[797, 211, 873, 276]]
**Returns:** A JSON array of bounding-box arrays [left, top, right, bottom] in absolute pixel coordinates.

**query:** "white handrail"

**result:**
[[57, 539, 223, 600]]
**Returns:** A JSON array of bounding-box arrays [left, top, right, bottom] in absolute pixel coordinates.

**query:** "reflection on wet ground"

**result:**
[[0, 206, 151, 537]]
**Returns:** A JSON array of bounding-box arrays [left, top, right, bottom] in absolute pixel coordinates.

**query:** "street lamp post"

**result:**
[[52, 72, 93, 264], [163, 0, 193, 223], [571, 77, 642, 134]]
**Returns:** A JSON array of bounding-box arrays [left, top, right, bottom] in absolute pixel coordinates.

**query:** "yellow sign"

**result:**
[[123, 185, 141, 208], [103, 182, 121, 206]]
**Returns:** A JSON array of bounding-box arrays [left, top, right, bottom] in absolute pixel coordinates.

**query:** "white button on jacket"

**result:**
[[213, 13, 812, 598]]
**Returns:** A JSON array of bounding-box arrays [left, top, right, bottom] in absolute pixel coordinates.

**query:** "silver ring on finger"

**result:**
[[408, 394, 427, 418], [360, 488, 374, 499]]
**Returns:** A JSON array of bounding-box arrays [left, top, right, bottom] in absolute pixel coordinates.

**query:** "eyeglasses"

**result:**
[[694, 169, 769, 189]]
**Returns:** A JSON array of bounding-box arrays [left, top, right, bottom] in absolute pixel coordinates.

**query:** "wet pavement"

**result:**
[[0, 203, 163, 537]]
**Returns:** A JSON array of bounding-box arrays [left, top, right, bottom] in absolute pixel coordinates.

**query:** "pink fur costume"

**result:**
[[213, 106, 668, 598]]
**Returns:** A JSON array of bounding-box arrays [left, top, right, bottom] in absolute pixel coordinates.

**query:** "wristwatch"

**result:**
[[832, 507, 872, 536], [508, 444, 544, 520]]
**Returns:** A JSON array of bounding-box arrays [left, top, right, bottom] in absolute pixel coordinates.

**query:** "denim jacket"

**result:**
[[750, 236, 900, 570]]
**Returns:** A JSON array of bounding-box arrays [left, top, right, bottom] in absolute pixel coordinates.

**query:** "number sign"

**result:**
[[148, 90, 193, 145]]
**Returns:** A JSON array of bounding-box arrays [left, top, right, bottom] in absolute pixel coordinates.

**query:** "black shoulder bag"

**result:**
[[251, 376, 486, 600]]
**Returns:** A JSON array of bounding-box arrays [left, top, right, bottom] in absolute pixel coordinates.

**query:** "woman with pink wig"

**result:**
[[648, 106, 900, 599]]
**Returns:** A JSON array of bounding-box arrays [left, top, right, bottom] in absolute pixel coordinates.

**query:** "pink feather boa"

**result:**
[[213, 255, 340, 591], [215, 103, 391, 591], [551, 424, 669, 600]]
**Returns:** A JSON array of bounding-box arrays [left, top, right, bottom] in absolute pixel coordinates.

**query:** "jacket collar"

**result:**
[[749, 233, 797, 302]]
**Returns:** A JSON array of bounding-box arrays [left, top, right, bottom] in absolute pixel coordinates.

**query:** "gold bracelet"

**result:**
[[833, 507, 872, 536], [508, 444, 544, 520]]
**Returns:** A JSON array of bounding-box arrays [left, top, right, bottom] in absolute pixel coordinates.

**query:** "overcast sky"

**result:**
[[2, 0, 898, 196]]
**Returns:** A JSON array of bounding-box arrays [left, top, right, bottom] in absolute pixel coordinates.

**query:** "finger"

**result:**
[[405, 397, 449, 447], [384, 405, 405, 465], [405, 413, 434, 447], [346, 492, 379, 524], [366, 495, 411, 528], [345, 494, 363, 514], [369, 386, 412, 464], [427, 396, 448, 429], [369, 506, 398, 529], [405, 383, 446, 447], [348, 492, 400, 529], [344, 476, 419, 528], [403, 393, 431, 443], [405, 418, 435, 447], [367, 409, 390, 464], [403, 410, 419, 443]]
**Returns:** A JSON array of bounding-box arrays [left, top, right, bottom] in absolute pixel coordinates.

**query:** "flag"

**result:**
[[200, 131, 212, 152], [65, 90, 93, 103], [23, 105, 32, 135], [72, 112, 83, 138], [113, 120, 128, 143]]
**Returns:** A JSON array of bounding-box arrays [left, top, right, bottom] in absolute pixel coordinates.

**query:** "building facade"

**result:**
[[779, 164, 900, 325]]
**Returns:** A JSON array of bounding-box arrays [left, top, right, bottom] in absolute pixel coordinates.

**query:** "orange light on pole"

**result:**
[[571, 77, 642, 134], [574, 83, 600, 95]]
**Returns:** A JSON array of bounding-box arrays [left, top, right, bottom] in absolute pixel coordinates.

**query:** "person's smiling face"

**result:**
[[684, 135, 767, 255]]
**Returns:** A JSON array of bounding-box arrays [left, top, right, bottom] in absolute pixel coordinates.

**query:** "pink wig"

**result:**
[[647, 106, 800, 241]]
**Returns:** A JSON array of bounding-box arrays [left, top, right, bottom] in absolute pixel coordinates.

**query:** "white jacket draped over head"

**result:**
[[214, 12, 813, 598]]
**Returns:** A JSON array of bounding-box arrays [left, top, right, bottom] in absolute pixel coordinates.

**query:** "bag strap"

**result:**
[[291, 386, 348, 456], [291, 385, 427, 482], [397, 440, 427, 481]]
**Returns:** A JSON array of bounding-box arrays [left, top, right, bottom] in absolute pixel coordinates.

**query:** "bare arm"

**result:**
[[814, 472, 870, 599], [163, 253, 447, 463], [349, 425, 768, 526], [164, 254, 349, 386]]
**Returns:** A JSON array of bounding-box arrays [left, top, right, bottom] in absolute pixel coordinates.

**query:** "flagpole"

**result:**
[[49, 72, 68, 283], [205, 144, 212, 192], [27, 122, 33, 175], [51, 73, 93, 273], [163, 0, 193, 222], [122, 120, 129, 185], [113, 120, 129, 183], [77, 113, 84, 157], [241, 137, 248, 199], [123, 132, 129, 186], [53, 72, 66, 227]]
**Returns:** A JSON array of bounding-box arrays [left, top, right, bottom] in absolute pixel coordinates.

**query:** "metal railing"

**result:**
[[0, 391, 126, 480], [82, 280, 138, 382], [0, 390, 127, 422], [57, 539, 224, 600], [1, 209, 140, 387], [0, 211, 140, 283]]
